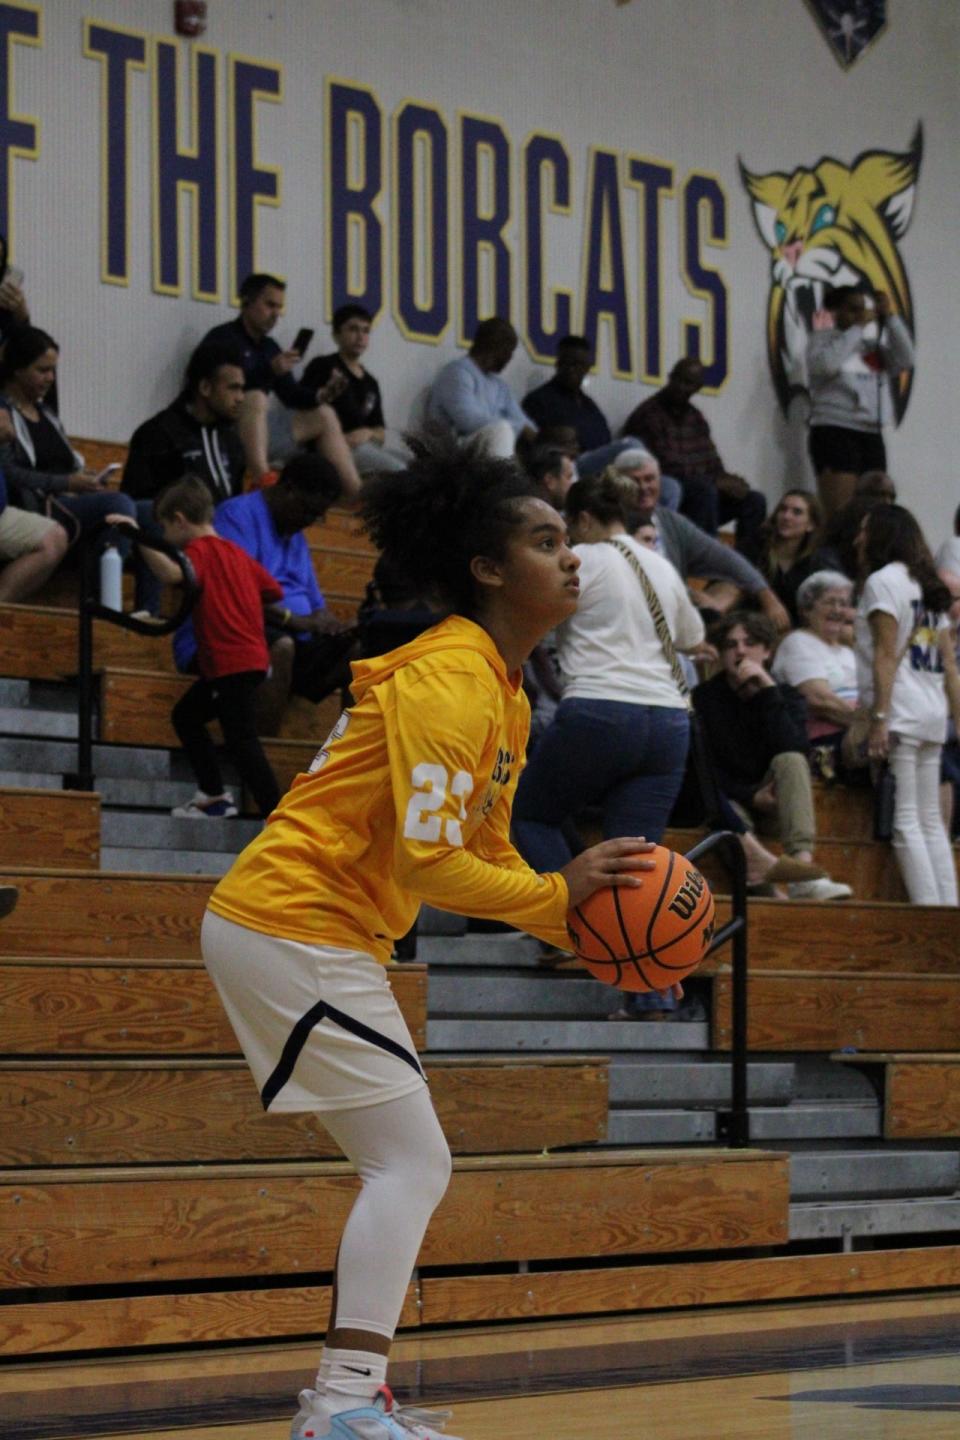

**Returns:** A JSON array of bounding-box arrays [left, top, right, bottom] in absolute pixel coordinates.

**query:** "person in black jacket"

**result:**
[[121, 340, 248, 614], [123, 340, 248, 507], [693, 610, 852, 900]]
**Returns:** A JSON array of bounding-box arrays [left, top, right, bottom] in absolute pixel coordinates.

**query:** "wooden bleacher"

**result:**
[[0, 602, 179, 679], [0, 787, 100, 869], [2, 476, 959, 1357], [832, 1053, 960, 1139], [713, 972, 960, 1051], [0, 863, 790, 1356], [666, 823, 960, 903], [0, 1055, 608, 1165], [98, 667, 342, 749], [0, 1148, 787, 1355]]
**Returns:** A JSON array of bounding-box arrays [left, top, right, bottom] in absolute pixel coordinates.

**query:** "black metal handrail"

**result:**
[[684, 828, 750, 1147], [65, 519, 198, 793]]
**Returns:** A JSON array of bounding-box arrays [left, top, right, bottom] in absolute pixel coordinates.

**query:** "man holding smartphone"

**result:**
[[202, 273, 362, 499]]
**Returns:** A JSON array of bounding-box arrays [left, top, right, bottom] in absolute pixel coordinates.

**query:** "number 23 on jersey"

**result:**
[[403, 763, 474, 846]]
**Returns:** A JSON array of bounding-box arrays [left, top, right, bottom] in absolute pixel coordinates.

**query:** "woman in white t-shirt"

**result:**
[[854, 504, 960, 905], [514, 474, 706, 861], [513, 474, 709, 1012], [772, 569, 861, 779]]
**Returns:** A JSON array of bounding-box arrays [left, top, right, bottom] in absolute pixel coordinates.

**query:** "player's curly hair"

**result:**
[[361, 439, 542, 615]]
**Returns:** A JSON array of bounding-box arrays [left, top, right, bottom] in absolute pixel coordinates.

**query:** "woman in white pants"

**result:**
[[854, 504, 960, 904]]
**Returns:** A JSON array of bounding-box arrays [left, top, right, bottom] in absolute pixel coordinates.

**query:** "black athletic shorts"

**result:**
[[808, 425, 886, 477]]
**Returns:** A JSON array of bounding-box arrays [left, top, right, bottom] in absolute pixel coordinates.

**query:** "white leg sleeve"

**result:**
[[320, 1087, 452, 1338]]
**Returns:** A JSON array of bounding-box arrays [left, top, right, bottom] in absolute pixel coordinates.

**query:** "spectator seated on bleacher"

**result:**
[[738, 489, 842, 627], [693, 610, 853, 901], [122, 340, 248, 614], [202, 273, 361, 499], [771, 569, 865, 784], [301, 304, 410, 477], [607, 453, 791, 632], [621, 356, 766, 551], [173, 453, 358, 736], [0, 325, 148, 598], [522, 334, 646, 479], [608, 445, 682, 512], [123, 340, 247, 509], [0, 413, 67, 600], [523, 439, 577, 509], [426, 317, 534, 459]]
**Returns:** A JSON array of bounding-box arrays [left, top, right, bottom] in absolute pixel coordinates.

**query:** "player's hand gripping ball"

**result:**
[[566, 844, 715, 992]]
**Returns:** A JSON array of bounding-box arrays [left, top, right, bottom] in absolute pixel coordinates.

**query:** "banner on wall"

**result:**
[[739, 125, 922, 421]]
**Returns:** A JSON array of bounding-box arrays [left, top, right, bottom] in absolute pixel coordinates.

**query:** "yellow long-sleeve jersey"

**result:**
[[207, 615, 570, 962]]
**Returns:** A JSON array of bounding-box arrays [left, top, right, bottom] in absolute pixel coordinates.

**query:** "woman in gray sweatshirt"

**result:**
[[806, 286, 913, 519]]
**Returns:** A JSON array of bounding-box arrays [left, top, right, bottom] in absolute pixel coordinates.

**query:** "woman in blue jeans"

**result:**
[[513, 473, 707, 1015]]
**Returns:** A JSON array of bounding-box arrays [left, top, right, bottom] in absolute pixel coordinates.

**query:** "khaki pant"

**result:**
[[730, 750, 816, 855]]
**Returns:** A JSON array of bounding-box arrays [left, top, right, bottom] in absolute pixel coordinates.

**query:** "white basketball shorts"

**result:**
[[201, 910, 427, 1113]]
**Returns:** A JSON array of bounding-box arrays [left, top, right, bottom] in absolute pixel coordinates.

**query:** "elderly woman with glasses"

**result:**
[[771, 568, 862, 779]]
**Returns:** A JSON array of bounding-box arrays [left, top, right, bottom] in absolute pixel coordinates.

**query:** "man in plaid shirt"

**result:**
[[622, 357, 766, 552]]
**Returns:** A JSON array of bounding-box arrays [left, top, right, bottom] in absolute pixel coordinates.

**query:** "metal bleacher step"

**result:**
[[416, 933, 540, 966], [790, 1194, 960, 1240], [0, 768, 61, 790], [748, 1100, 881, 1141], [607, 1108, 716, 1144], [0, 733, 181, 782], [425, 1017, 710, 1053], [101, 812, 261, 853], [608, 1056, 795, 1107], [99, 846, 236, 876], [0, 705, 77, 740], [789, 1144, 960, 1201], [427, 968, 618, 1019]]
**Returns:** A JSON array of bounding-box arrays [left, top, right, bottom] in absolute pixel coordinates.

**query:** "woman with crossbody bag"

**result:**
[[512, 474, 709, 1015], [854, 504, 960, 904]]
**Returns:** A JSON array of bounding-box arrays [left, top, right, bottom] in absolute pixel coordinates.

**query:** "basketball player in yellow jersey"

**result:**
[[202, 446, 658, 1440]]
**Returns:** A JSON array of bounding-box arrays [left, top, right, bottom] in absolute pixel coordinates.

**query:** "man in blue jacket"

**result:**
[[174, 454, 357, 734]]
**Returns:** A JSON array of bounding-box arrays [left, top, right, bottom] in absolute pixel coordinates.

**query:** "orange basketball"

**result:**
[[565, 845, 715, 992]]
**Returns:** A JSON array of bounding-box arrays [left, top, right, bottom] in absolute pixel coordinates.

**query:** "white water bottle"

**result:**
[[99, 544, 123, 610]]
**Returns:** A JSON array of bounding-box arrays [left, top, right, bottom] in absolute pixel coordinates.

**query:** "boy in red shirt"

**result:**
[[143, 476, 283, 818]]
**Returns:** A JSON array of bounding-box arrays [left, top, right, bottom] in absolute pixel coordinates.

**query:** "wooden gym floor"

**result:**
[[2, 1291, 959, 1439]]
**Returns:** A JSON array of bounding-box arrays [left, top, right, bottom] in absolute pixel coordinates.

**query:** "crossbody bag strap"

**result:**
[[606, 536, 691, 706]]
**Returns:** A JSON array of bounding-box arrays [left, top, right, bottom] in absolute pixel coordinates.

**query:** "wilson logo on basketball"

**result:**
[[667, 867, 706, 921]]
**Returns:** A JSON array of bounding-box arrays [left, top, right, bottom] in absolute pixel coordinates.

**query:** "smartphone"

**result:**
[[95, 462, 120, 487], [292, 327, 314, 358]]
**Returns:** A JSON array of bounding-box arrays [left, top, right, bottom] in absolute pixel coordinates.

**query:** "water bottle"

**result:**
[[99, 543, 123, 611]]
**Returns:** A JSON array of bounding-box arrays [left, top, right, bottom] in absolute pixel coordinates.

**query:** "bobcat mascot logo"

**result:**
[[739, 125, 922, 422]]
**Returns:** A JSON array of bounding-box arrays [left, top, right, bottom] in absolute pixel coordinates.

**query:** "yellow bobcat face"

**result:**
[[739, 126, 922, 421]]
